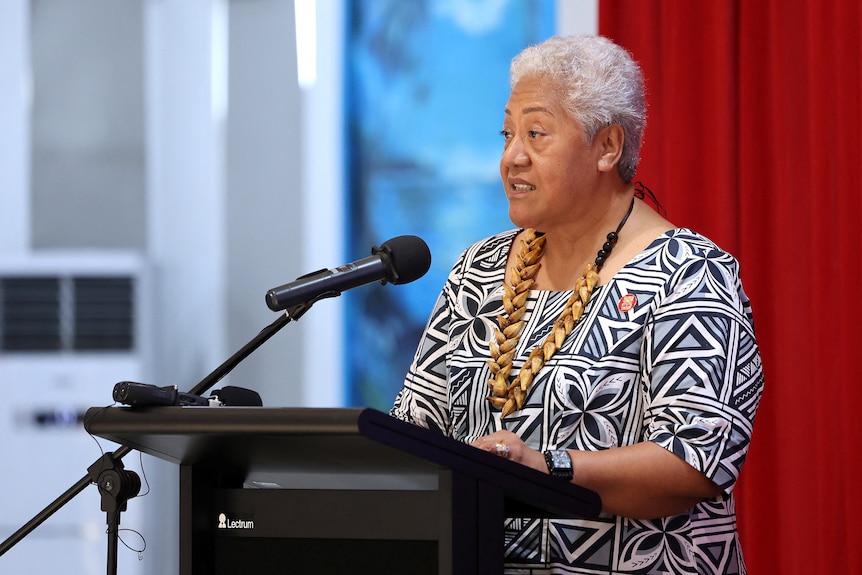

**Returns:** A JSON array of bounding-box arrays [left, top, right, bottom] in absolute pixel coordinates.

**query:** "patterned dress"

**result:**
[[391, 228, 764, 574]]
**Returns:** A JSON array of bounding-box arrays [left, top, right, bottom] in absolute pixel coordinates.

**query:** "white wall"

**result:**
[[224, 0, 309, 408], [558, 0, 599, 36], [299, 0, 347, 407], [0, 0, 31, 254]]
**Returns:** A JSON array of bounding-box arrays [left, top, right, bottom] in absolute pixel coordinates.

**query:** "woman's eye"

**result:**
[[500, 129, 541, 140]]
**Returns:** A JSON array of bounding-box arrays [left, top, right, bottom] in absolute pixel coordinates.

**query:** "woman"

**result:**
[[391, 35, 763, 574]]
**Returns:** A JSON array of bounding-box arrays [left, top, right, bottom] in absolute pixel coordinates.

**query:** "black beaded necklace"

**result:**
[[595, 195, 635, 268]]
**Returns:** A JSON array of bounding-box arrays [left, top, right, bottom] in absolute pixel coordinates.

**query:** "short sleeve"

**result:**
[[642, 252, 764, 492]]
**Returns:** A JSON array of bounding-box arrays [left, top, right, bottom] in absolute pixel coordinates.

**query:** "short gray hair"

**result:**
[[510, 35, 646, 183]]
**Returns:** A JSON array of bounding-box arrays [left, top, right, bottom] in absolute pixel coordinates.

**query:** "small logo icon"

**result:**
[[217, 512, 255, 530], [618, 294, 637, 312]]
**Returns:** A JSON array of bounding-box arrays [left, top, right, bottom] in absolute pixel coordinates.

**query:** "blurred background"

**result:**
[[0, 0, 594, 572]]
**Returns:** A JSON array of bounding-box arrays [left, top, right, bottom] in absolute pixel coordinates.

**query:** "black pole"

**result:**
[[90, 451, 141, 575], [0, 444, 133, 558], [106, 511, 120, 575], [187, 310, 291, 397]]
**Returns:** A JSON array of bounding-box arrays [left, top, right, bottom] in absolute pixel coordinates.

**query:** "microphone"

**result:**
[[265, 235, 431, 312], [112, 381, 263, 407], [112, 382, 191, 407]]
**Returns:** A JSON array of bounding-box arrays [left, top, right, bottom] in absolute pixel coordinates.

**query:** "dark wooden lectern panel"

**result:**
[[84, 406, 600, 575]]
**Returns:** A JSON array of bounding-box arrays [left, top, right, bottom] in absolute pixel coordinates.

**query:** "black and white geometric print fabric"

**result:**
[[392, 228, 763, 574]]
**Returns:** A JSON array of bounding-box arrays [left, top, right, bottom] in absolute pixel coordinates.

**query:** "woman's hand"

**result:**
[[470, 430, 547, 474], [471, 432, 723, 519]]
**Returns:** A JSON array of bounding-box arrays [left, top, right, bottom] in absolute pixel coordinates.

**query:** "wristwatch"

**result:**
[[543, 449, 574, 480]]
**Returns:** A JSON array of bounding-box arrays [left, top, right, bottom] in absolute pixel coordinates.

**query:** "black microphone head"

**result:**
[[379, 235, 432, 285]]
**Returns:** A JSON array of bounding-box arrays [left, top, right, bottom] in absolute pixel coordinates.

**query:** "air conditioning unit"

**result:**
[[0, 251, 151, 574]]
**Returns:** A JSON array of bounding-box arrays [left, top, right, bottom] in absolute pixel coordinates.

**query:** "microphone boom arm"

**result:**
[[0, 305, 305, 570]]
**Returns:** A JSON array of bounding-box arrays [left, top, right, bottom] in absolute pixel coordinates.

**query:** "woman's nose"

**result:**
[[502, 138, 529, 166]]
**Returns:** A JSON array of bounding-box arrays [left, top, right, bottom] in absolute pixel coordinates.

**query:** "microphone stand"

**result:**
[[0, 302, 313, 575]]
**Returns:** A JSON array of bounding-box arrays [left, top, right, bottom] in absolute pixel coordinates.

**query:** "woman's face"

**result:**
[[500, 76, 604, 232]]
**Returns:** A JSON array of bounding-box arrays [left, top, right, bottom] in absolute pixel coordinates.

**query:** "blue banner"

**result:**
[[345, 0, 555, 408]]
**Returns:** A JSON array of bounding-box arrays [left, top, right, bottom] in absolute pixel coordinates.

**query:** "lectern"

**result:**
[[84, 406, 601, 575]]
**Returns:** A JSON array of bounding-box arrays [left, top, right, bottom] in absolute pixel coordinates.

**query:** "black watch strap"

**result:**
[[543, 449, 574, 480]]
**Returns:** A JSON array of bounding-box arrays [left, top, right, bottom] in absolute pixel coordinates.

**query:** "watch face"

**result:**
[[549, 450, 572, 469], [545, 450, 573, 479]]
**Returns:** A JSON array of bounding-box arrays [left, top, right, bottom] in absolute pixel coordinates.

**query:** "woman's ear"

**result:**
[[597, 124, 625, 173]]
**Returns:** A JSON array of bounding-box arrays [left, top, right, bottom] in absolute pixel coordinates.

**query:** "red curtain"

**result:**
[[599, 1, 862, 573]]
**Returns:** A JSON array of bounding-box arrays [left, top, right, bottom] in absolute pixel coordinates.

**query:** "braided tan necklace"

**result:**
[[487, 197, 635, 418]]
